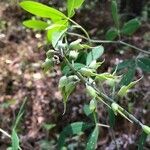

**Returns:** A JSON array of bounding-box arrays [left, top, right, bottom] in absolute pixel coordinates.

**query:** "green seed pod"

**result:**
[[69, 50, 79, 60], [89, 99, 96, 112], [59, 76, 68, 89], [111, 102, 119, 115], [86, 85, 97, 98], [69, 39, 82, 50], [42, 58, 53, 72], [80, 68, 94, 77], [142, 125, 150, 135], [46, 50, 55, 59]]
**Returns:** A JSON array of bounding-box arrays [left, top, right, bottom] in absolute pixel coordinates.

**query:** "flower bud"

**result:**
[[69, 50, 79, 60], [142, 125, 150, 135]]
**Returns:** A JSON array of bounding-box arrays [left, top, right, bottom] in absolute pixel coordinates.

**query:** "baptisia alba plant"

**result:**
[[17, 0, 150, 149]]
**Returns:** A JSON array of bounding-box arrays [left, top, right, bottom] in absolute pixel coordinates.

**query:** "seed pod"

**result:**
[[86, 85, 97, 98], [69, 39, 82, 50], [59, 76, 68, 89], [111, 102, 119, 115], [46, 50, 55, 58], [80, 68, 94, 77], [69, 50, 79, 60], [142, 125, 150, 135], [42, 58, 53, 72], [89, 99, 97, 112]]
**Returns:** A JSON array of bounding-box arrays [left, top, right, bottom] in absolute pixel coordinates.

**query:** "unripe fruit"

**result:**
[[86, 85, 97, 98], [46, 50, 55, 58], [80, 68, 94, 76], [111, 102, 119, 115], [42, 58, 53, 72], [142, 125, 150, 135], [69, 39, 82, 50], [59, 76, 68, 89]]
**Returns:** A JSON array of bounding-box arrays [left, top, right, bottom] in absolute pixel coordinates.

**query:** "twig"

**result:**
[[0, 128, 11, 138], [63, 56, 144, 128], [67, 32, 150, 55]]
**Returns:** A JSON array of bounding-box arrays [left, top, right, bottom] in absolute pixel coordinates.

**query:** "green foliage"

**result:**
[[105, 27, 118, 40], [138, 131, 148, 150], [86, 46, 104, 65], [20, 1, 67, 21], [11, 130, 19, 150], [111, 0, 119, 29], [67, 0, 85, 17], [23, 20, 49, 30], [19, 0, 150, 149], [137, 57, 150, 72], [86, 125, 99, 150], [121, 18, 141, 36], [57, 122, 93, 149]]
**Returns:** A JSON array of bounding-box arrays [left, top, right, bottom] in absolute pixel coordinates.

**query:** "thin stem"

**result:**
[[63, 56, 144, 128], [97, 123, 110, 128], [67, 32, 150, 54], [67, 18, 91, 42], [0, 128, 11, 138]]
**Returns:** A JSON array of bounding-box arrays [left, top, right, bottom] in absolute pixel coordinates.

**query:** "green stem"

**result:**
[[67, 32, 150, 55], [67, 18, 91, 42], [63, 56, 144, 128]]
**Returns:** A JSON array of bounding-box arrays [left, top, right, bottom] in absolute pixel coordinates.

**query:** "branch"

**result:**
[[64, 56, 144, 128], [67, 32, 150, 55]]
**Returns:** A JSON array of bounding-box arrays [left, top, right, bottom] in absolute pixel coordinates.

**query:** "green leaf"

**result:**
[[12, 130, 19, 150], [86, 46, 104, 65], [120, 66, 136, 86], [105, 27, 118, 40], [62, 63, 85, 75], [108, 108, 115, 128], [57, 122, 93, 149], [86, 125, 99, 150], [67, 0, 85, 17], [137, 57, 150, 72], [121, 18, 141, 36], [115, 59, 135, 71], [23, 20, 49, 30], [138, 131, 148, 150], [52, 29, 67, 48], [47, 20, 68, 46], [111, 0, 119, 29], [20, 1, 67, 22]]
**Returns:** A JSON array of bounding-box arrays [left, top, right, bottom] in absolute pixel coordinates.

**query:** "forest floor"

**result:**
[[0, 2, 150, 150]]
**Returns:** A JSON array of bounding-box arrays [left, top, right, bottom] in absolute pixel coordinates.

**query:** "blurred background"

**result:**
[[0, 0, 149, 149]]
